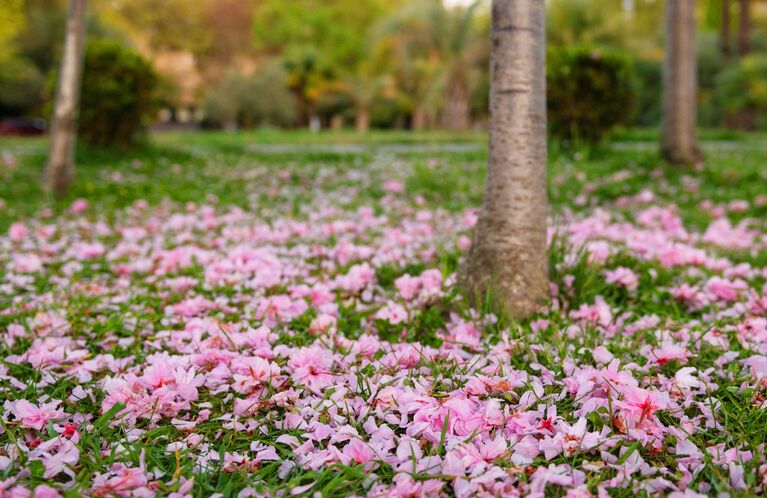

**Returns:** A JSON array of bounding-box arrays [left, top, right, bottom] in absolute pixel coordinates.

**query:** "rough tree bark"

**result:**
[[738, 0, 750, 55], [661, 0, 701, 165], [720, 0, 731, 56], [460, 0, 548, 318], [43, 0, 87, 197]]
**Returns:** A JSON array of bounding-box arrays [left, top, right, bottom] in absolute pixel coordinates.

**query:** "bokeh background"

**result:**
[[1, 0, 766, 144]]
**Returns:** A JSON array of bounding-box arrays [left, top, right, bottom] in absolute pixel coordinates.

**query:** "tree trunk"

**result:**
[[441, 82, 471, 131], [661, 0, 701, 165], [720, 0, 731, 56], [412, 107, 427, 130], [355, 107, 370, 133], [43, 0, 87, 197], [460, 0, 548, 318], [737, 0, 750, 55]]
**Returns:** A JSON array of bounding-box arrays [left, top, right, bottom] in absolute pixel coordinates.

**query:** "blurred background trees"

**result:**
[[2, 0, 767, 142]]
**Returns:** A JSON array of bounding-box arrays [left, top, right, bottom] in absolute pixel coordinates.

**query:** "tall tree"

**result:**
[[339, 64, 391, 133], [373, 0, 485, 131], [721, 0, 731, 56], [460, 0, 548, 318], [0, 0, 25, 68], [43, 0, 87, 196], [737, 0, 750, 55], [661, 0, 701, 165]]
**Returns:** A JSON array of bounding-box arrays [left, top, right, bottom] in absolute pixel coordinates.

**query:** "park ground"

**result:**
[[0, 130, 766, 497]]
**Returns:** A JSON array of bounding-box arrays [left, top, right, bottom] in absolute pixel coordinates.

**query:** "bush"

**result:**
[[547, 47, 637, 143], [76, 40, 157, 148], [204, 64, 296, 129], [715, 54, 767, 130], [0, 57, 44, 116], [631, 57, 661, 127], [696, 33, 729, 127]]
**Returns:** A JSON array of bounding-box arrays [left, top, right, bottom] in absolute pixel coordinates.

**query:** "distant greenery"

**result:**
[[716, 54, 767, 129], [2, 0, 767, 135], [1, 129, 765, 233], [203, 64, 296, 129], [75, 40, 157, 148], [547, 47, 637, 143]]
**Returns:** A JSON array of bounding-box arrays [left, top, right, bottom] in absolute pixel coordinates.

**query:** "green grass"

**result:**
[[1, 128, 767, 496], [2, 128, 765, 233]]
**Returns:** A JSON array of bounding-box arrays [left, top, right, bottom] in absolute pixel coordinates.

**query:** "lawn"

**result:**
[[0, 130, 766, 497]]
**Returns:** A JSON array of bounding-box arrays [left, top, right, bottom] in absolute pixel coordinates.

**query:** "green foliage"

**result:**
[[546, 0, 625, 49], [0, 56, 44, 115], [1, 0, 121, 118], [104, 0, 211, 54], [0, 0, 33, 115], [252, 0, 393, 69], [546, 0, 663, 58], [204, 65, 297, 129], [715, 54, 767, 130], [0, 0, 24, 66], [371, 0, 487, 129], [14, 0, 67, 74], [547, 47, 637, 143], [76, 40, 157, 148], [697, 33, 730, 127], [631, 57, 662, 127]]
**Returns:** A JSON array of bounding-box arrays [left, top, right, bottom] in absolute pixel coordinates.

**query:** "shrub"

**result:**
[[715, 54, 767, 130], [76, 40, 157, 148], [631, 57, 661, 127], [697, 33, 729, 127], [0, 57, 44, 116], [547, 47, 637, 143], [204, 64, 296, 129]]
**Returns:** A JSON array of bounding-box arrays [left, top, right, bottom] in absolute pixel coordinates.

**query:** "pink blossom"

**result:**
[[7, 400, 65, 430], [92, 464, 149, 496], [70, 199, 88, 214], [395, 274, 420, 301], [12, 254, 43, 273], [604, 267, 639, 292], [617, 386, 669, 425], [342, 438, 376, 465], [287, 347, 335, 392], [374, 302, 408, 324], [8, 222, 28, 241], [571, 297, 613, 328], [456, 434, 507, 466], [706, 276, 748, 302], [33, 485, 61, 498]]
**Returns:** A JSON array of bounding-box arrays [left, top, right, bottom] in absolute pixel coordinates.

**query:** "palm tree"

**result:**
[[461, 0, 548, 318], [737, 0, 750, 55], [372, 0, 485, 130], [661, 0, 701, 165], [339, 63, 392, 133], [720, 0, 731, 56], [43, 0, 87, 197], [435, 0, 485, 130]]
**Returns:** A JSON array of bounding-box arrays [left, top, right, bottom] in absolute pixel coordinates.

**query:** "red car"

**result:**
[[0, 118, 47, 136]]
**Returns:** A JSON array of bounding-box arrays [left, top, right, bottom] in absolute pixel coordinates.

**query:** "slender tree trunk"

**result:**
[[355, 107, 370, 133], [441, 83, 471, 131], [661, 0, 701, 165], [733, 0, 754, 129], [460, 0, 548, 318], [43, 0, 87, 197], [737, 0, 750, 55], [720, 0, 731, 56], [412, 107, 427, 130]]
